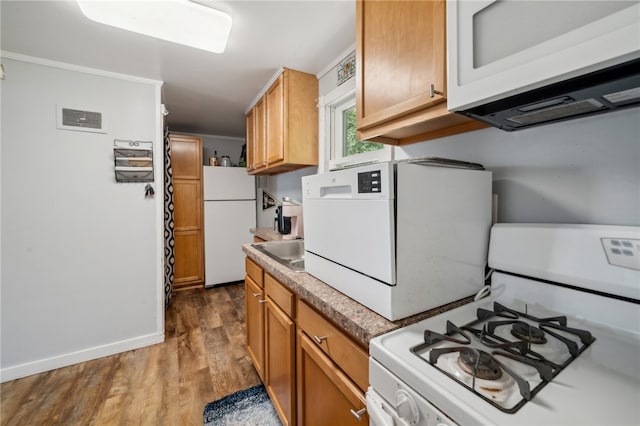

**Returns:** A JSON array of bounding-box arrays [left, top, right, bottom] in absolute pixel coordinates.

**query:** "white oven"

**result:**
[[301, 159, 492, 321], [447, 0, 640, 130], [367, 224, 640, 425]]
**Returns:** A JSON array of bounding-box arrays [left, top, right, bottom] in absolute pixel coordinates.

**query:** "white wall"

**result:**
[[179, 132, 245, 167], [398, 109, 640, 226], [256, 167, 317, 228], [267, 50, 640, 229], [0, 55, 164, 381]]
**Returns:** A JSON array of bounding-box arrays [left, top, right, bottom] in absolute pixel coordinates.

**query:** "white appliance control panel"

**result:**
[[602, 238, 640, 271]]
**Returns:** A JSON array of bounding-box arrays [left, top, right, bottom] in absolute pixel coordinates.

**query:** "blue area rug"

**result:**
[[203, 384, 281, 425]]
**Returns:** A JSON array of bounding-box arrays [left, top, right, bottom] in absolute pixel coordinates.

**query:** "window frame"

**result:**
[[318, 78, 392, 173]]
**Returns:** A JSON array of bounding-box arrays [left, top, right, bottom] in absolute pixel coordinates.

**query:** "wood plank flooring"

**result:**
[[0, 283, 261, 426]]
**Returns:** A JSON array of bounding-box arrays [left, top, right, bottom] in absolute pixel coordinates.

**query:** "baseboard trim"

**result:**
[[0, 332, 164, 383]]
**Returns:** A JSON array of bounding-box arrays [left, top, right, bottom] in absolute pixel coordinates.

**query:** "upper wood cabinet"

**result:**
[[356, 0, 486, 145], [245, 108, 255, 172], [250, 96, 267, 172], [246, 68, 318, 175], [266, 74, 285, 166]]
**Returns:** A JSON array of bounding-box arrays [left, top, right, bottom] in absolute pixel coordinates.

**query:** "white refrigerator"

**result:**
[[203, 166, 256, 287]]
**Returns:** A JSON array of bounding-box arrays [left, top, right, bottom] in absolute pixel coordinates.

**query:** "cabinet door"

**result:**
[[356, 0, 446, 130], [355, 0, 486, 145], [265, 298, 296, 426], [297, 331, 368, 426], [297, 300, 368, 392], [173, 180, 201, 231], [170, 134, 203, 288], [246, 108, 255, 172], [170, 135, 202, 179], [266, 73, 285, 166], [245, 275, 265, 381], [253, 96, 267, 171], [173, 231, 203, 285]]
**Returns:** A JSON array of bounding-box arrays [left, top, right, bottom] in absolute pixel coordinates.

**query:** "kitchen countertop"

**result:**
[[245, 228, 472, 348], [251, 227, 286, 241]]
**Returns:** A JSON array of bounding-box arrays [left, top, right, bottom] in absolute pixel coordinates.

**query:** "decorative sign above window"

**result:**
[[337, 52, 356, 86]]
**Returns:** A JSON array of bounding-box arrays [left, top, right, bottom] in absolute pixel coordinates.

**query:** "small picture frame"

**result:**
[[337, 53, 356, 86]]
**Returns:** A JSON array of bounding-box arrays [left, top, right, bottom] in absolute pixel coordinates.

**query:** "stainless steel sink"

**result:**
[[251, 239, 305, 271]]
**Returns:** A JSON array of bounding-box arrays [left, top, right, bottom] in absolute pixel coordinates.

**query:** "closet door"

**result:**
[[170, 134, 203, 289]]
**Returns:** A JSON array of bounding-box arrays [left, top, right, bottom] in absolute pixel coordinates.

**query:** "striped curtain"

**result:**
[[163, 128, 175, 309]]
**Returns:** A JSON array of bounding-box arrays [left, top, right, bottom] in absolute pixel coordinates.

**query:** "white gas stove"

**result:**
[[368, 224, 640, 426]]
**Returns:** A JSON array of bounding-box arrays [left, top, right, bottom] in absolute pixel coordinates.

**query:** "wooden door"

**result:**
[[296, 332, 368, 426], [170, 134, 203, 289], [246, 108, 255, 172], [356, 0, 446, 131], [266, 73, 285, 166], [253, 96, 267, 171], [245, 275, 265, 381], [265, 298, 296, 426]]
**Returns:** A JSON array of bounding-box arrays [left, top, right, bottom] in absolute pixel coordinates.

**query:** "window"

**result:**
[[336, 100, 381, 158], [320, 78, 392, 172]]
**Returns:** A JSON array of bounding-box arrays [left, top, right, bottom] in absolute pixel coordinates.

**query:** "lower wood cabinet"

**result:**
[[245, 257, 369, 426], [297, 332, 368, 426], [245, 273, 265, 381], [297, 299, 369, 392], [265, 295, 296, 426]]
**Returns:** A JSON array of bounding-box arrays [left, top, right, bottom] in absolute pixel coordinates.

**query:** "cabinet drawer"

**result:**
[[246, 257, 263, 288], [265, 274, 295, 318], [297, 331, 368, 426], [297, 300, 368, 392]]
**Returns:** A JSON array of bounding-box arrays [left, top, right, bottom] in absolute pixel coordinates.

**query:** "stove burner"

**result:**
[[411, 304, 596, 414], [511, 321, 547, 344], [457, 349, 503, 380]]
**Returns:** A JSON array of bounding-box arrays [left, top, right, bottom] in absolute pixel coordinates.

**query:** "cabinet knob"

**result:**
[[430, 83, 443, 98], [313, 335, 327, 344], [350, 407, 367, 421]]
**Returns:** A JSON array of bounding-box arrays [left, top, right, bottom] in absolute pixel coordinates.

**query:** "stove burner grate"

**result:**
[[511, 321, 547, 344], [457, 349, 503, 380], [409, 302, 596, 414]]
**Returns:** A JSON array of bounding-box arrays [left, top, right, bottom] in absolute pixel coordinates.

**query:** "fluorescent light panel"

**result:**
[[76, 0, 232, 53]]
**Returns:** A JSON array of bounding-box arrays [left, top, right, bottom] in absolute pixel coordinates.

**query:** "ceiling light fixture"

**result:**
[[76, 0, 232, 53]]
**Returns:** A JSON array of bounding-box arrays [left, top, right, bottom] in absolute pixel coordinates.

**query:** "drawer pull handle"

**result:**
[[350, 407, 367, 421], [252, 292, 261, 297], [258, 299, 267, 304], [313, 335, 327, 344], [430, 83, 443, 98]]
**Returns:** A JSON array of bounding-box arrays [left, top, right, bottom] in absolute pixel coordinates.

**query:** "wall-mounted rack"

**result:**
[[113, 139, 154, 182]]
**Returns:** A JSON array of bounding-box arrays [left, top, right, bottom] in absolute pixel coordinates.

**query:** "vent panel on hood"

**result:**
[[458, 58, 640, 131]]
